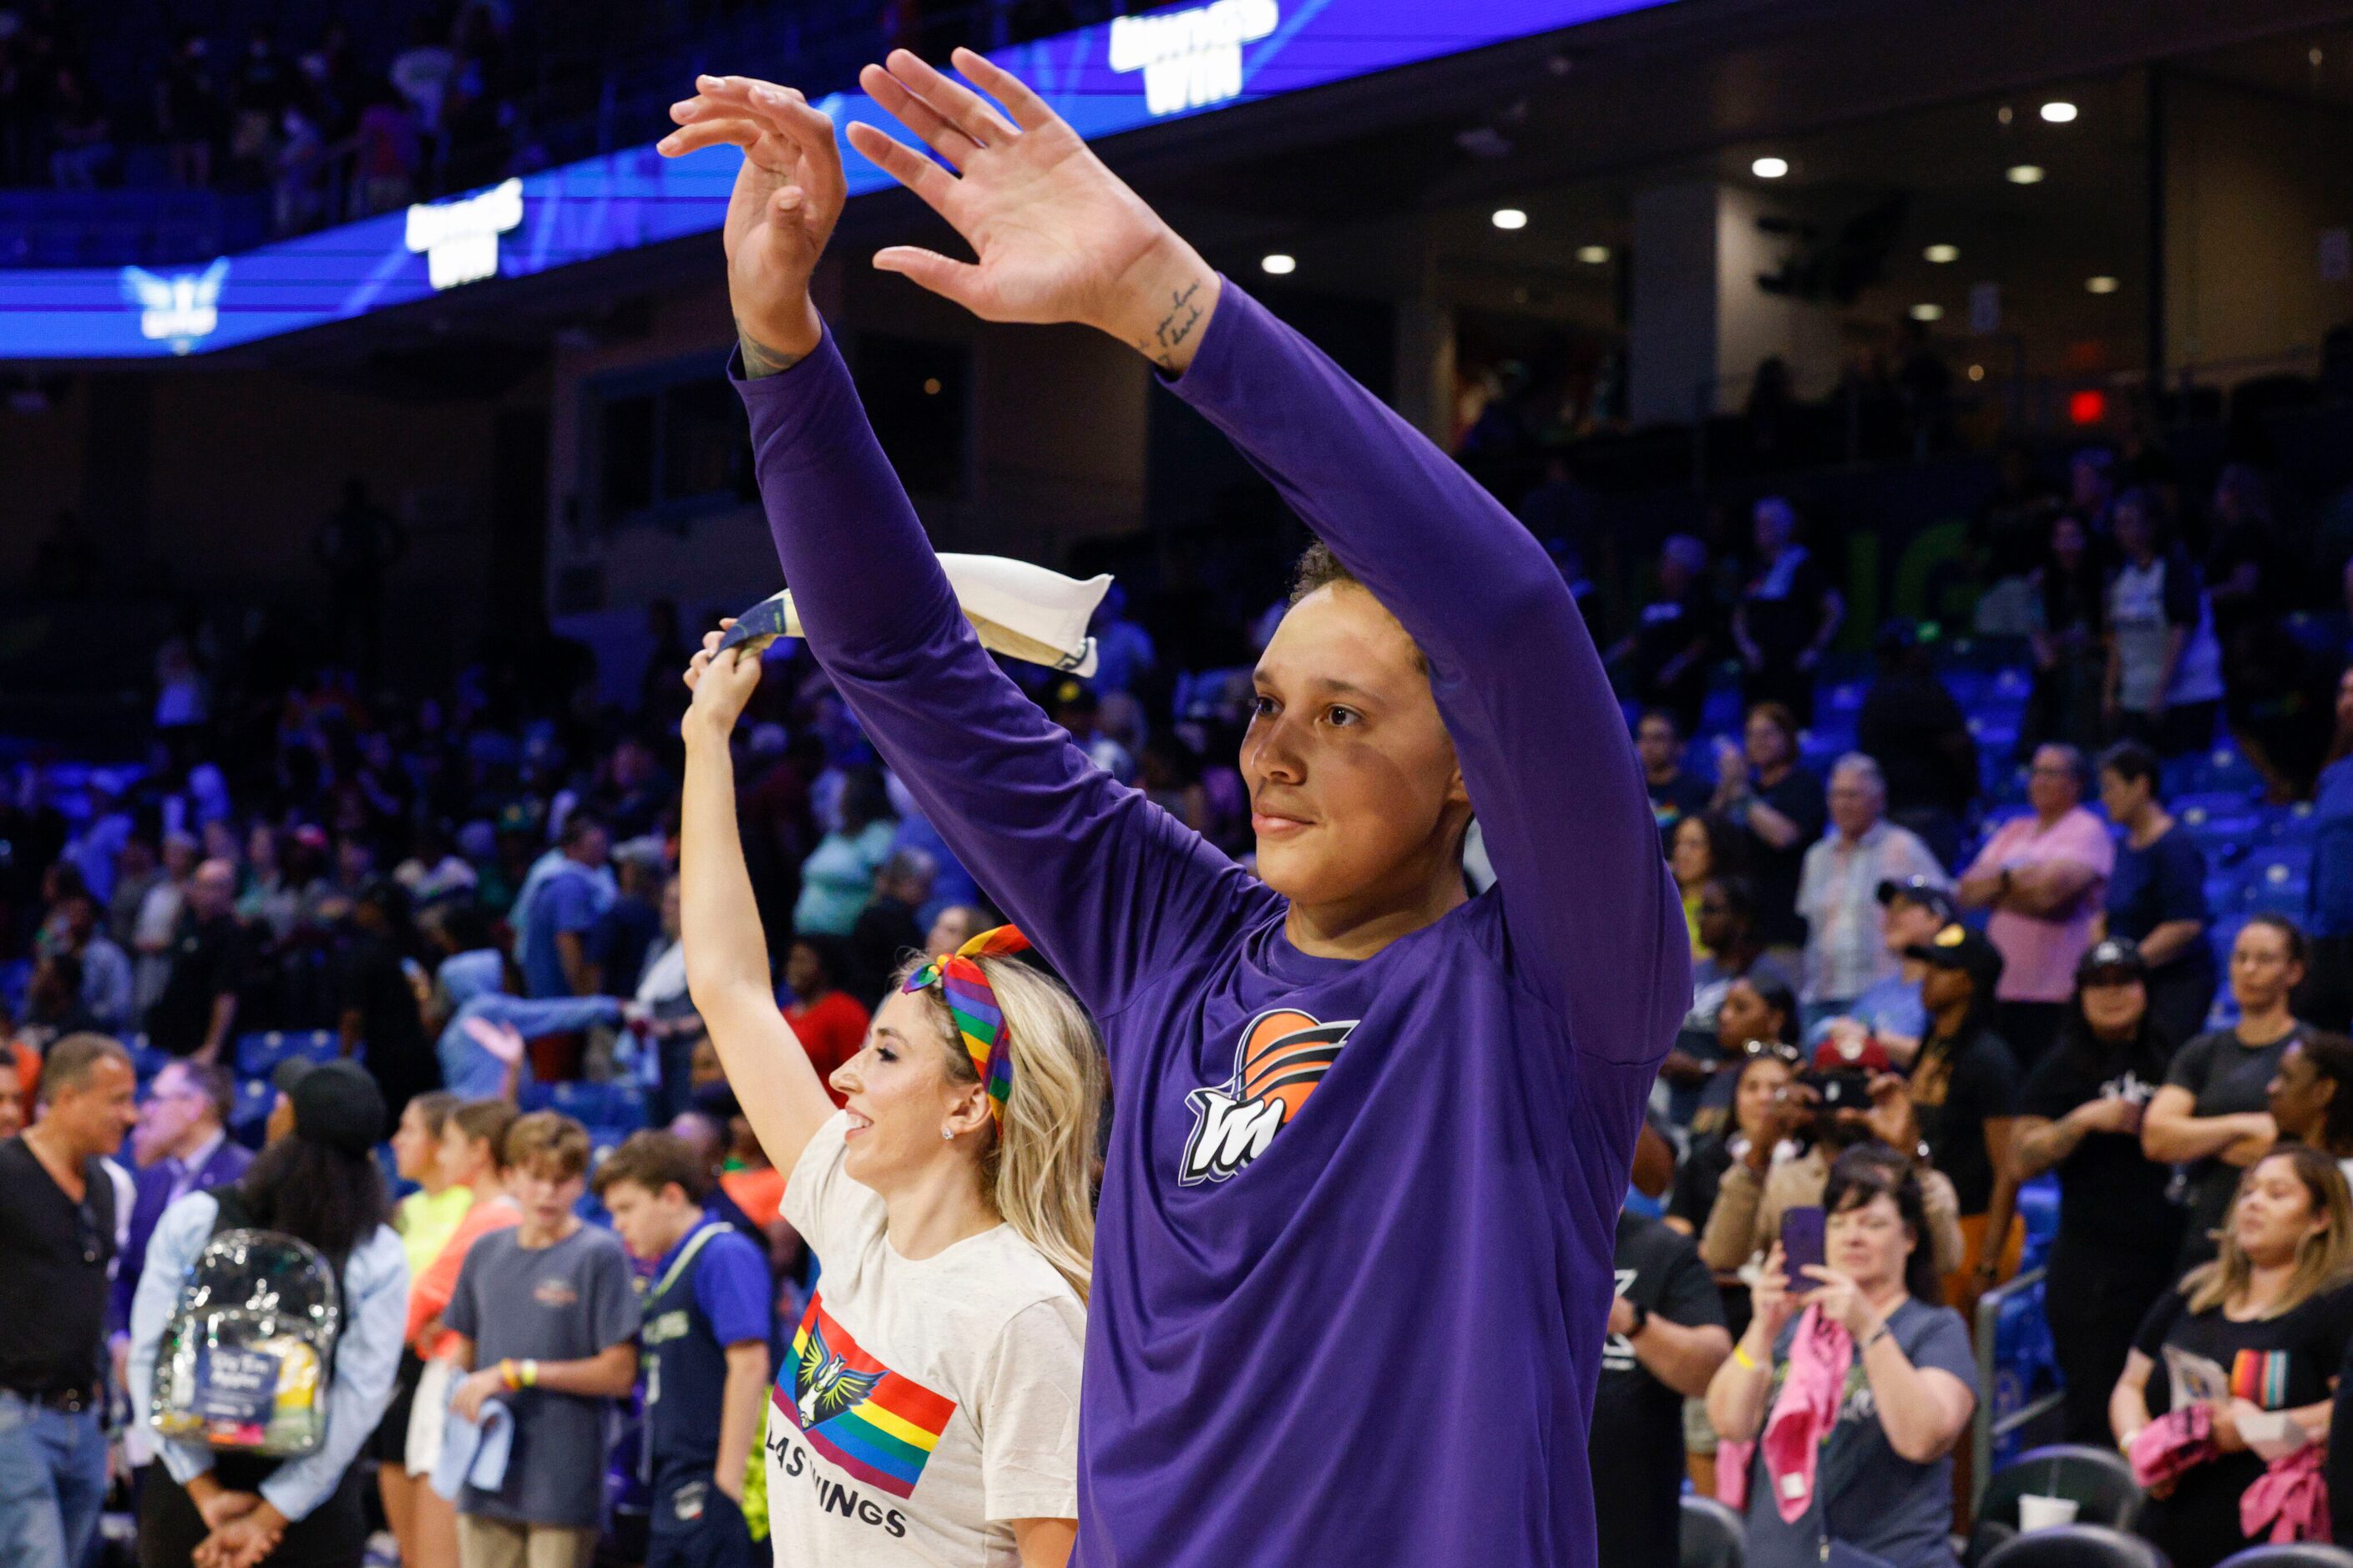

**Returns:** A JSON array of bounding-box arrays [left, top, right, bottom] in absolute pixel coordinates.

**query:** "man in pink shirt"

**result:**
[[1957, 744, 2116, 1067]]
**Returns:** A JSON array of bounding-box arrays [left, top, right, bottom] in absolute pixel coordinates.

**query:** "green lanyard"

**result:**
[[651, 1222, 728, 1304]]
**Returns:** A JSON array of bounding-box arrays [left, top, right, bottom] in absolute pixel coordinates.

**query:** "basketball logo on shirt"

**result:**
[[1179, 1009, 1358, 1186]]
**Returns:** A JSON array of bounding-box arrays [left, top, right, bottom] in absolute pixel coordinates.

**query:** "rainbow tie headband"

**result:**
[[901, 926, 1030, 1125]]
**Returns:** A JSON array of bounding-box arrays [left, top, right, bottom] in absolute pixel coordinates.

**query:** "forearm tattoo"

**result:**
[[736, 316, 805, 379], [1135, 279, 1205, 372]]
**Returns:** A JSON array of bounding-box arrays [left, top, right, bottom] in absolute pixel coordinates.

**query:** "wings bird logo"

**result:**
[[119, 259, 228, 354], [1178, 1007, 1358, 1185], [795, 1317, 887, 1431]]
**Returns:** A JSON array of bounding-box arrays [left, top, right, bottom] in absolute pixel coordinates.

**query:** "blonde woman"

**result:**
[[680, 631, 1102, 1567], [2112, 1146, 2353, 1568]]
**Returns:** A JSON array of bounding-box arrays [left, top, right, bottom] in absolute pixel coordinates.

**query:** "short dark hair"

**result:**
[[2098, 740, 2162, 794], [1701, 874, 1758, 928], [1637, 708, 1684, 740], [2300, 1034, 2353, 1157], [559, 812, 606, 849], [169, 1059, 236, 1128], [1745, 701, 1799, 747], [590, 1130, 708, 1203], [42, 1034, 129, 1101], [1288, 539, 1356, 604], [1824, 1143, 1943, 1303], [2244, 913, 2312, 969]]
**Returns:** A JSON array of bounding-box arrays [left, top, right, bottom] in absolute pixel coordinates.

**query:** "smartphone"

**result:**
[[1781, 1206, 1827, 1282]]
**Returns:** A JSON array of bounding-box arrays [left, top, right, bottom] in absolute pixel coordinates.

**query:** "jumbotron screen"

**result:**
[[0, 0, 1672, 359]]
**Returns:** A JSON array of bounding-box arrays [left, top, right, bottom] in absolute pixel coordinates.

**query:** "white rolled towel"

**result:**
[[717, 554, 1110, 677]]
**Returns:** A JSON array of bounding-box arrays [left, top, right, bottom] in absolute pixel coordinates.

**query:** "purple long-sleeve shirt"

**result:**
[[733, 281, 1688, 1566]]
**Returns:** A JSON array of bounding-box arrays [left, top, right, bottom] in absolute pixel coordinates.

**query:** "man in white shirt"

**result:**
[[1796, 755, 1949, 1027]]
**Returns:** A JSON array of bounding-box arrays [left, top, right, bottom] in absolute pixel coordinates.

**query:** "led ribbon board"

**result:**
[[1, 0, 1671, 358]]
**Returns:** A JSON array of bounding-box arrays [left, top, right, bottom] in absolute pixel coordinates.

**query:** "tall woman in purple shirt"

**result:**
[[657, 52, 1689, 1566]]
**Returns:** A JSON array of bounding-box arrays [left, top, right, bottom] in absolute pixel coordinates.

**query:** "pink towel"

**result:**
[[1716, 1439, 1753, 1512], [2128, 1404, 2217, 1493], [2242, 1443, 2330, 1545], [1761, 1307, 1856, 1523]]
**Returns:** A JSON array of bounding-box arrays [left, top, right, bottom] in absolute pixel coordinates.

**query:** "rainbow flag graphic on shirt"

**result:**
[[777, 1293, 957, 1500], [2230, 1348, 2291, 1409]]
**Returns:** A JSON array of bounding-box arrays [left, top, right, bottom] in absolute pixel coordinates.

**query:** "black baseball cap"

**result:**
[[1905, 921, 2006, 992], [2077, 938, 2148, 986], [271, 1058, 386, 1156], [1877, 876, 1960, 925]]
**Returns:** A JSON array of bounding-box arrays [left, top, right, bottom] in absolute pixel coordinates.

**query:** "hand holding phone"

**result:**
[[1780, 1206, 1827, 1286]]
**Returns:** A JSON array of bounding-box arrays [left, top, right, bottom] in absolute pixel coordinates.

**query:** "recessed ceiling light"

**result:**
[[1924, 244, 1960, 264], [1576, 245, 1612, 265], [1751, 156, 1789, 180], [1491, 208, 1528, 230], [2312, 47, 2325, 67], [1260, 253, 1296, 276], [1910, 303, 1945, 322], [2006, 164, 2046, 185], [2086, 275, 2120, 294], [1997, 105, 2015, 126], [1967, 364, 1986, 382], [2040, 100, 2078, 124], [922, 377, 942, 395]]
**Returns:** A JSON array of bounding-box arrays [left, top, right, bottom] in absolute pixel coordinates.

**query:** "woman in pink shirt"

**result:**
[[1957, 744, 2115, 1067]]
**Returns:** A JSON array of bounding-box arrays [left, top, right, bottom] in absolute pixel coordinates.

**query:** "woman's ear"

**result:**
[[944, 1082, 994, 1142]]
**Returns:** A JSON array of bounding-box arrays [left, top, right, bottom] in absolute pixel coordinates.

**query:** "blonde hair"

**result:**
[[899, 953, 1106, 1303], [2183, 1145, 2353, 1316]]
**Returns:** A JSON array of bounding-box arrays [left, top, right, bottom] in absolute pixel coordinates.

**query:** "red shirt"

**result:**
[[787, 990, 871, 1107]]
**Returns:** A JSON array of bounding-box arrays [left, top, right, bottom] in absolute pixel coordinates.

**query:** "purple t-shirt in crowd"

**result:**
[[732, 282, 1688, 1566]]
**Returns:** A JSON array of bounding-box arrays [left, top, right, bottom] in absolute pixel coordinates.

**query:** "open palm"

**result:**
[[659, 76, 844, 349], [846, 48, 1179, 333]]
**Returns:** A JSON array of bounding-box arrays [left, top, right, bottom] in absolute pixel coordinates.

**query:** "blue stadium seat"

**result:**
[[127, 1035, 173, 1083], [550, 1080, 648, 1131], [229, 1078, 276, 1149], [233, 1029, 340, 1080]]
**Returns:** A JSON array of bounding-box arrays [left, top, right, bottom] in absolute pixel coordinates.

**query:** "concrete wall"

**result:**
[[2163, 72, 2353, 378]]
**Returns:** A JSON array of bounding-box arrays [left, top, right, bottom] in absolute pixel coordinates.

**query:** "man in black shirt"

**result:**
[[0, 1033, 138, 1568], [1636, 710, 1713, 852], [337, 880, 435, 1133], [1856, 623, 1977, 871], [1587, 1209, 1729, 1566], [144, 858, 246, 1062]]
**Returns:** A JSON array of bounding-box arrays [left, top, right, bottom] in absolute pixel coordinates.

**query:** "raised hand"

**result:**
[[682, 622, 766, 739], [658, 75, 846, 373], [849, 48, 1222, 371]]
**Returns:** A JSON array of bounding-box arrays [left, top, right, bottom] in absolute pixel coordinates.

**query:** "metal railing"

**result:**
[[1972, 1265, 2067, 1510]]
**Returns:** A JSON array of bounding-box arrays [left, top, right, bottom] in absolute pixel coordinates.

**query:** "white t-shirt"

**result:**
[[769, 1112, 1084, 1565]]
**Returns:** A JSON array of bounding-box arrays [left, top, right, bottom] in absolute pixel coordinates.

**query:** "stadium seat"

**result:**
[[2217, 1548, 2353, 1568], [550, 1080, 648, 1130], [127, 1035, 173, 1083], [1677, 1493, 1743, 1568], [1968, 1444, 2144, 1565], [1981, 1523, 2168, 1568], [229, 1078, 276, 1149], [233, 1029, 339, 1080]]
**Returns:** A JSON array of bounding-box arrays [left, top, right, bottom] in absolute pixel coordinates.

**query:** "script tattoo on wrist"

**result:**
[[1135, 278, 1205, 372], [736, 316, 805, 380]]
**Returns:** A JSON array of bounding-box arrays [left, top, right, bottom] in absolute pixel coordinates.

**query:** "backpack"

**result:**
[[147, 1188, 342, 1459]]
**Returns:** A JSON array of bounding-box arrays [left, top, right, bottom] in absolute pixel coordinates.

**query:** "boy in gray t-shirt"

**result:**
[[445, 1112, 642, 1565]]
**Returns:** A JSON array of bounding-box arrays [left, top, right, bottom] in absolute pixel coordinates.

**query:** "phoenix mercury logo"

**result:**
[[1179, 1008, 1357, 1185]]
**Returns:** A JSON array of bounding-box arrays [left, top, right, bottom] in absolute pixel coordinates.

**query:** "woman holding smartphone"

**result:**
[[1706, 1151, 1977, 1568]]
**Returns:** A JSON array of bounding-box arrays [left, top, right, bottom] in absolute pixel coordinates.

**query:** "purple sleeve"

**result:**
[[1163, 283, 1689, 1060], [732, 336, 1277, 1020]]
